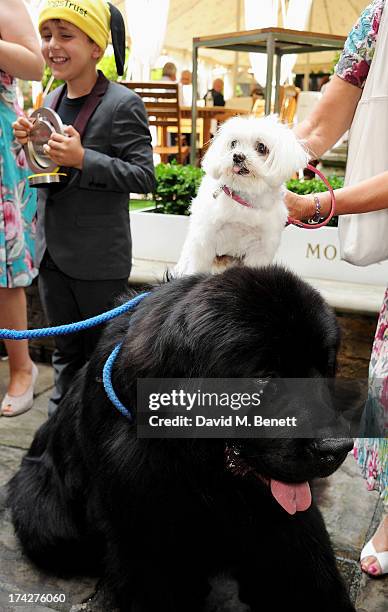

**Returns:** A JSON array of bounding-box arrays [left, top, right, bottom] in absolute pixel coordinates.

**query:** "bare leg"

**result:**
[[0, 287, 34, 408]]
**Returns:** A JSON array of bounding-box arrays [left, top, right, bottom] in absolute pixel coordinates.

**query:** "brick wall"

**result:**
[[336, 311, 377, 378]]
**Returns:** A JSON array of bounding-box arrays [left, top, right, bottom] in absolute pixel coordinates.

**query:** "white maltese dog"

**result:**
[[175, 115, 308, 276]]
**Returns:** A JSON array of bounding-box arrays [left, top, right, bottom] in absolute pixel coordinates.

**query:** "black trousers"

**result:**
[[38, 252, 128, 416]]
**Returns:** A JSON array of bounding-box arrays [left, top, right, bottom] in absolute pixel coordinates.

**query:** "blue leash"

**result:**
[[0, 291, 149, 420], [0, 292, 149, 340], [102, 342, 131, 419]]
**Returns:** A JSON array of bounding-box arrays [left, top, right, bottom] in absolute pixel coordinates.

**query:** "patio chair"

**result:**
[[279, 84, 300, 126], [121, 81, 190, 164]]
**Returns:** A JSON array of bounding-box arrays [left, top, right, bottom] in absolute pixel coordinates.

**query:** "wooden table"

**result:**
[[190, 27, 346, 164], [181, 105, 250, 150]]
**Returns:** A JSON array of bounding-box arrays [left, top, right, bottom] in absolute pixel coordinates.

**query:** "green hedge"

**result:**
[[153, 162, 204, 215], [286, 175, 344, 194]]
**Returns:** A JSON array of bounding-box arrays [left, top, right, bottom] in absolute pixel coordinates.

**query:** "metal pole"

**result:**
[[190, 44, 198, 165], [304, 53, 310, 91], [274, 52, 282, 114], [304, 3, 313, 91], [231, 0, 242, 97], [280, 0, 286, 25], [265, 34, 274, 115]]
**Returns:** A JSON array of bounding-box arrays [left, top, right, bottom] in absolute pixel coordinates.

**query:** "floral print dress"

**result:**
[[336, 0, 387, 504], [0, 70, 37, 288], [335, 0, 385, 88], [353, 294, 388, 503]]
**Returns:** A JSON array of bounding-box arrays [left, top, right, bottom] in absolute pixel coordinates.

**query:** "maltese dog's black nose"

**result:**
[[233, 153, 246, 164]]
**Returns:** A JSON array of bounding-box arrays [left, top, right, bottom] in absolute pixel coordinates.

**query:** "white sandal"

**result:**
[[0, 363, 39, 417], [360, 539, 388, 576]]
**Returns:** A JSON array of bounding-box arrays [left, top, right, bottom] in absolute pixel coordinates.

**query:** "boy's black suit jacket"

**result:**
[[35, 81, 156, 280]]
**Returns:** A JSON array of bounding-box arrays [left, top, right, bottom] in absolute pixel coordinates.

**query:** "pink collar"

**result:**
[[222, 185, 254, 209]]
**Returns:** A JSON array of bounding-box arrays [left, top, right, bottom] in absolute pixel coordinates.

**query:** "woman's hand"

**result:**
[[284, 190, 316, 221]]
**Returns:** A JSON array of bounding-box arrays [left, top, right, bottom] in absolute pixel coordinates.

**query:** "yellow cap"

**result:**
[[38, 0, 111, 52]]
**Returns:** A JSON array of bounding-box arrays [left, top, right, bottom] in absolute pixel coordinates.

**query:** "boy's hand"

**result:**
[[43, 125, 85, 170], [12, 116, 34, 146]]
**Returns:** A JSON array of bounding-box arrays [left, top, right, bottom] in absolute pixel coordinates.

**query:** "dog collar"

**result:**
[[220, 185, 254, 209]]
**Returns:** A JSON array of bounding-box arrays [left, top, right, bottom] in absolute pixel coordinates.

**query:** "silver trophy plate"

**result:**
[[25, 107, 65, 176]]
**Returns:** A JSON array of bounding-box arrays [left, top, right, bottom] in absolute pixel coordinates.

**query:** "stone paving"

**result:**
[[0, 360, 387, 612]]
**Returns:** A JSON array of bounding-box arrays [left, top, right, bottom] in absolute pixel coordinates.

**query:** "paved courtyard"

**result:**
[[0, 359, 387, 611]]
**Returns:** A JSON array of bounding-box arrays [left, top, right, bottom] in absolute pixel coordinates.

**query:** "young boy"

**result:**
[[13, 0, 156, 416]]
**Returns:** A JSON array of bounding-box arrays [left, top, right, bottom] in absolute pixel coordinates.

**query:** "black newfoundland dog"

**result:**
[[9, 266, 355, 612]]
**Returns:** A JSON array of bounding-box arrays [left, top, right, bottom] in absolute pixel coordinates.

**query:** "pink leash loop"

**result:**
[[287, 164, 336, 230]]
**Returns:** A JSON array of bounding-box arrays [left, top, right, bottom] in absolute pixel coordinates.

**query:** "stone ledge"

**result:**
[[307, 277, 385, 316], [130, 258, 386, 315]]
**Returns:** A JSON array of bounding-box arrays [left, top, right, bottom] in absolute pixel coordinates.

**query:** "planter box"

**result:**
[[131, 210, 189, 263], [130, 211, 388, 285]]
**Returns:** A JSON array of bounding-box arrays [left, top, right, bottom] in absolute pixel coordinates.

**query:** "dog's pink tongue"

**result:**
[[270, 479, 312, 515], [232, 165, 242, 174]]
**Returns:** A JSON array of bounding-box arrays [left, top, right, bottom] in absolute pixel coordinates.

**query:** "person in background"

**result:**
[[204, 78, 225, 107], [13, 0, 155, 417], [180, 69, 192, 106], [0, 0, 44, 417], [180, 69, 192, 85], [250, 84, 265, 113], [319, 74, 331, 94], [250, 84, 264, 103], [284, 0, 387, 577], [161, 61, 177, 82]]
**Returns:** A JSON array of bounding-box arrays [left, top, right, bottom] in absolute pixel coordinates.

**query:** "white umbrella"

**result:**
[[112, 0, 370, 72]]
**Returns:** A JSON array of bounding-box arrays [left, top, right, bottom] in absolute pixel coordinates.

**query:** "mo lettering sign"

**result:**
[[274, 225, 388, 284], [130, 211, 388, 285], [305, 243, 337, 261]]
